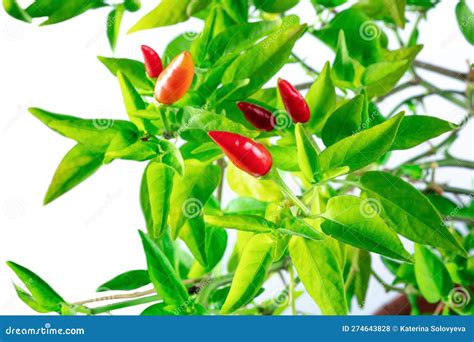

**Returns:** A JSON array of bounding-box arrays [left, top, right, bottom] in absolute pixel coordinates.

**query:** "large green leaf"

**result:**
[[359, 171, 466, 255], [98, 56, 154, 94], [140, 161, 174, 240], [391, 115, 453, 150], [128, 0, 209, 33], [319, 112, 404, 175], [362, 60, 410, 98], [414, 244, 453, 303], [3, 0, 32, 22], [97, 270, 151, 292], [455, 0, 474, 45], [221, 233, 276, 313], [7, 261, 65, 313], [179, 217, 208, 267], [280, 217, 325, 241], [306, 62, 337, 134], [226, 163, 284, 202], [322, 94, 364, 146], [289, 236, 348, 314], [205, 214, 276, 233], [222, 16, 306, 99], [355, 0, 406, 28], [117, 71, 148, 131], [44, 144, 104, 204], [107, 5, 124, 52], [332, 30, 364, 89], [321, 195, 412, 262], [25, 0, 106, 25], [227, 231, 255, 272], [225, 197, 268, 216], [253, 0, 300, 13], [207, 20, 280, 64], [168, 159, 220, 238], [205, 225, 228, 270], [295, 123, 321, 183], [139, 231, 189, 306]]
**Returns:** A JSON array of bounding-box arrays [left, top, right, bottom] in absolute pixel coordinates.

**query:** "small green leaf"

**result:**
[[44, 144, 103, 205], [205, 225, 228, 270], [267, 145, 300, 172], [159, 140, 185, 176], [320, 112, 404, 175], [140, 161, 174, 240], [355, 0, 406, 28], [221, 233, 276, 313], [295, 123, 321, 183], [414, 244, 453, 303], [179, 217, 207, 267], [117, 71, 148, 131], [7, 261, 65, 313], [27, 0, 106, 26], [97, 270, 150, 292], [141, 302, 177, 316], [98, 56, 154, 94], [107, 5, 125, 52], [360, 171, 466, 255], [306, 62, 337, 134], [455, 0, 474, 45], [280, 217, 325, 241], [205, 214, 276, 233], [169, 159, 221, 238], [253, 0, 300, 13], [322, 94, 365, 146], [225, 197, 268, 216], [321, 195, 412, 262], [139, 231, 189, 306], [163, 34, 193, 66], [227, 231, 254, 272], [332, 30, 363, 89], [289, 236, 348, 314], [3, 0, 32, 22], [362, 60, 411, 98], [391, 115, 453, 150]]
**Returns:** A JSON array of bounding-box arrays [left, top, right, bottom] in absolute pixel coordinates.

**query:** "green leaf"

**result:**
[[180, 107, 258, 142], [107, 5, 125, 52], [128, 0, 199, 33], [352, 248, 371, 307], [117, 71, 148, 131], [26, 0, 106, 25], [321, 195, 412, 262], [322, 94, 365, 146], [319, 112, 404, 175], [205, 225, 228, 270], [222, 16, 306, 99], [179, 217, 208, 267], [225, 197, 268, 216], [455, 0, 474, 45], [226, 163, 284, 202], [289, 236, 348, 314], [139, 231, 189, 306], [306, 62, 336, 134], [104, 139, 158, 163], [140, 161, 174, 240], [98, 56, 154, 94], [3, 0, 32, 22], [207, 20, 280, 64], [267, 145, 300, 172], [163, 34, 193, 66], [97, 270, 150, 292], [253, 0, 300, 13], [362, 60, 411, 98], [44, 144, 103, 205], [355, 0, 406, 28], [359, 171, 466, 255], [312, 0, 348, 7], [29, 107, 138, 151], [332, 31, 364, 89], [414, 244, 453, 303], [391, 115, 453, 150], [227, 231, 254, 272], [169, 159, 221, 238], [13, 284, 50, 313], [205, 214, 276, 233], [221, 233, 276, 313], [141, 302, 177, 316], [280, 217, 325, 241], [7, 261, 65, 313], [159, 140, 185, 176], [295, 123, 321, 183], [313, 8, 386, 67]]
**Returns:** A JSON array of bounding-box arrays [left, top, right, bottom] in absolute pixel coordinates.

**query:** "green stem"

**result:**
[[371, 271, 407, 294], [288, 266, 297, 316], [90, 295, 160, 315], [417, 158, 474, 170], [271, 170, 310, 216], [418, 79, 466, 108]]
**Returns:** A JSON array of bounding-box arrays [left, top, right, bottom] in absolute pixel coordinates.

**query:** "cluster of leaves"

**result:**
[[4, 0, 473, 316]]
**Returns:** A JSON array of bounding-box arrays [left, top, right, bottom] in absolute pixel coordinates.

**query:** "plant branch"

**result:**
[[376, 78, 421, 102], [291, 52, 319, 76], [371, 271, 408, 294], [413, 60, 468, 81]]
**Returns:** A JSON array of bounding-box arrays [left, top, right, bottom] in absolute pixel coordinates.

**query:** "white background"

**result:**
[[0, 0, 472, 315]]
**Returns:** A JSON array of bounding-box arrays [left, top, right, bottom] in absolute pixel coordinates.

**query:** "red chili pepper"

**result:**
[[141, 45, 163, 78], [208, 131, 272, 177], [237, 102, 276, 131], [277, 78, 310, 123], [155, 51, 194, 105]]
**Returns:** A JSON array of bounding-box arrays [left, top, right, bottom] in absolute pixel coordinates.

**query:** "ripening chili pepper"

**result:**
[[277, 78, 310, 123], [208, 131, 272, 177], [141, 45, 163, 78], [155, 51, 194, 105], [237, 102, 276, 131]]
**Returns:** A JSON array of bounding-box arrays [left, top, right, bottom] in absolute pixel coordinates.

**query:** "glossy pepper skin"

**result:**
[[208, 131, 272, 177], [141, 45, 163, 78], [237, 102, 276, 131], [277, 78, 310, 123], [155, 51, 194, 105]]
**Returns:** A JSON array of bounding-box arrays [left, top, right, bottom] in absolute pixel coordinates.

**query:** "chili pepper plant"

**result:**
[[3, 0, 474, 316]]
